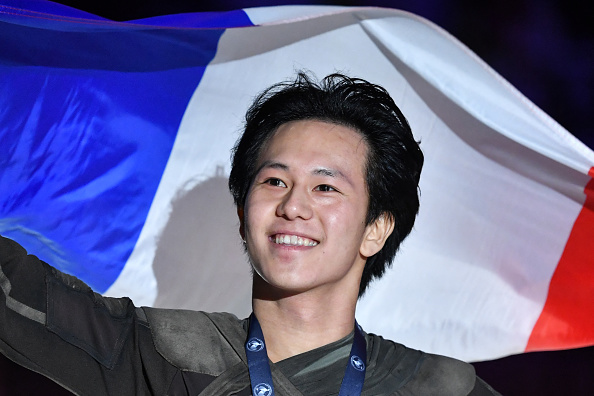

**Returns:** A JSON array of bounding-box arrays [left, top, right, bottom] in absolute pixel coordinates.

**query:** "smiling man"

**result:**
[[242, 119, 383, 364], [0, 73, 499, 395]]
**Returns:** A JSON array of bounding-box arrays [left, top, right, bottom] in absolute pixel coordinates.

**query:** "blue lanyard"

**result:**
[[245, 313, 367, 396]]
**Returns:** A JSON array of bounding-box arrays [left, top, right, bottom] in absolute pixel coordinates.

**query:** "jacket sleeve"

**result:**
[[0, 235, 175, 395]]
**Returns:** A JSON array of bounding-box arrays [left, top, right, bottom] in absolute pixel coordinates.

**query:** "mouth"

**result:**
[[270, 233, 319, 247]]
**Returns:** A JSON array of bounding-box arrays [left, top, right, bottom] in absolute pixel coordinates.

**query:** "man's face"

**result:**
[[241, 120, 387, 298]]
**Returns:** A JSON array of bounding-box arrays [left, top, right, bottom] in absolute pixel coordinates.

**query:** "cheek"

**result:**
[[323, 203, 367, 239], [244, 195, 274, 233]]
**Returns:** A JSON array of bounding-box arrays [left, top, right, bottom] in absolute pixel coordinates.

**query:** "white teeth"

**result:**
[[273, 234, 318, 246]]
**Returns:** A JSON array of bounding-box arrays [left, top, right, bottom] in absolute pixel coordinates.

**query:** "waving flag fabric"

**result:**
[[1, 0, 593, 362]]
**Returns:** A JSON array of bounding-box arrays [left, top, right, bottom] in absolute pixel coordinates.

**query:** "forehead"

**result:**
[[259, 120, 368, 169]]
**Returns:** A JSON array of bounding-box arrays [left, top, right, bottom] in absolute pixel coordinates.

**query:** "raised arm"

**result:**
[[0, 236, 176, 395]]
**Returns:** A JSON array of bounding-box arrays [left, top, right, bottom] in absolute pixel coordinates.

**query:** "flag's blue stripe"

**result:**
[[0, 0, 109, 21], [0, 5, 254, 292], [0, 1, 252, 31], [0, 20, 235, 70], [129, 11, 255, 28]]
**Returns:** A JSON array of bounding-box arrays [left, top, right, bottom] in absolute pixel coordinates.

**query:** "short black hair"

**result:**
[[229, 72, 423, 297]]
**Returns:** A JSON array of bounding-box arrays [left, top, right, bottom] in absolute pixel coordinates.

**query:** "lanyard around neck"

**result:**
[[245, 313, 367, 396]]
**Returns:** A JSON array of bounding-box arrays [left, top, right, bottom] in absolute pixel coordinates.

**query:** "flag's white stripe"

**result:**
[[360, 16, 594, 171], [244, 5, 346, 25], [248, 6, 594, 171]]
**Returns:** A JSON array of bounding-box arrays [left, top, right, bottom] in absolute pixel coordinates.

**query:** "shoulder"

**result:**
[[409, 351, 476, 395], [143, 308, 241, 331], [142, 308, 247, 374], [364, 333, 493, 395]]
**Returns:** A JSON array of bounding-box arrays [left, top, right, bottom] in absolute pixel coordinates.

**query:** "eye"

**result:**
[[264, 178, 287, 188], [314, 184, 337, 192]]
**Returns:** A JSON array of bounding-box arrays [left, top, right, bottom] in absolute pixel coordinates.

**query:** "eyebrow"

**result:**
[[312, 167, 346, 180], [257, 161, 353, 185]]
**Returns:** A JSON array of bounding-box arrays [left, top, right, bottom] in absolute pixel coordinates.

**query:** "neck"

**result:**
[[251, 275, 358, 363]]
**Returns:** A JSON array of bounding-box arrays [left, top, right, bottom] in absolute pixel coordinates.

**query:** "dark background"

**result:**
[[1, 0, 593, 394]]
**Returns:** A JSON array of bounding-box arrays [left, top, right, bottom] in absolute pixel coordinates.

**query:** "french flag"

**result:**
[[1, 0, 593, 364]]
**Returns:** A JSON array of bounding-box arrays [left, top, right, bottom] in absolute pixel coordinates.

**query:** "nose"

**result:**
[[276, 186, 313, 220]]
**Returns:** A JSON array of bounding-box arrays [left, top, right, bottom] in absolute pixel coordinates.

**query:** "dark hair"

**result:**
[[229, 72, 423, 297]]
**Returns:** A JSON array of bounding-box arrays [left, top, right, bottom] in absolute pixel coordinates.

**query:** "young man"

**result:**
[[0, 73, 499, 395]]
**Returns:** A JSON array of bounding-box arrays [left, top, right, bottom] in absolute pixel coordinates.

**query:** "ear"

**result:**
[[237, 207, 245, 240], [360, 213, 395, 258]]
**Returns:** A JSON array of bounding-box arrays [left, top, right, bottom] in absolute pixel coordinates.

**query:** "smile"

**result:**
[[272, 234, 318, 246]]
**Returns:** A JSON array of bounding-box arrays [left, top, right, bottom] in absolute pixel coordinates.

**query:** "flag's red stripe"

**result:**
[[526, 167, 594, 352]]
